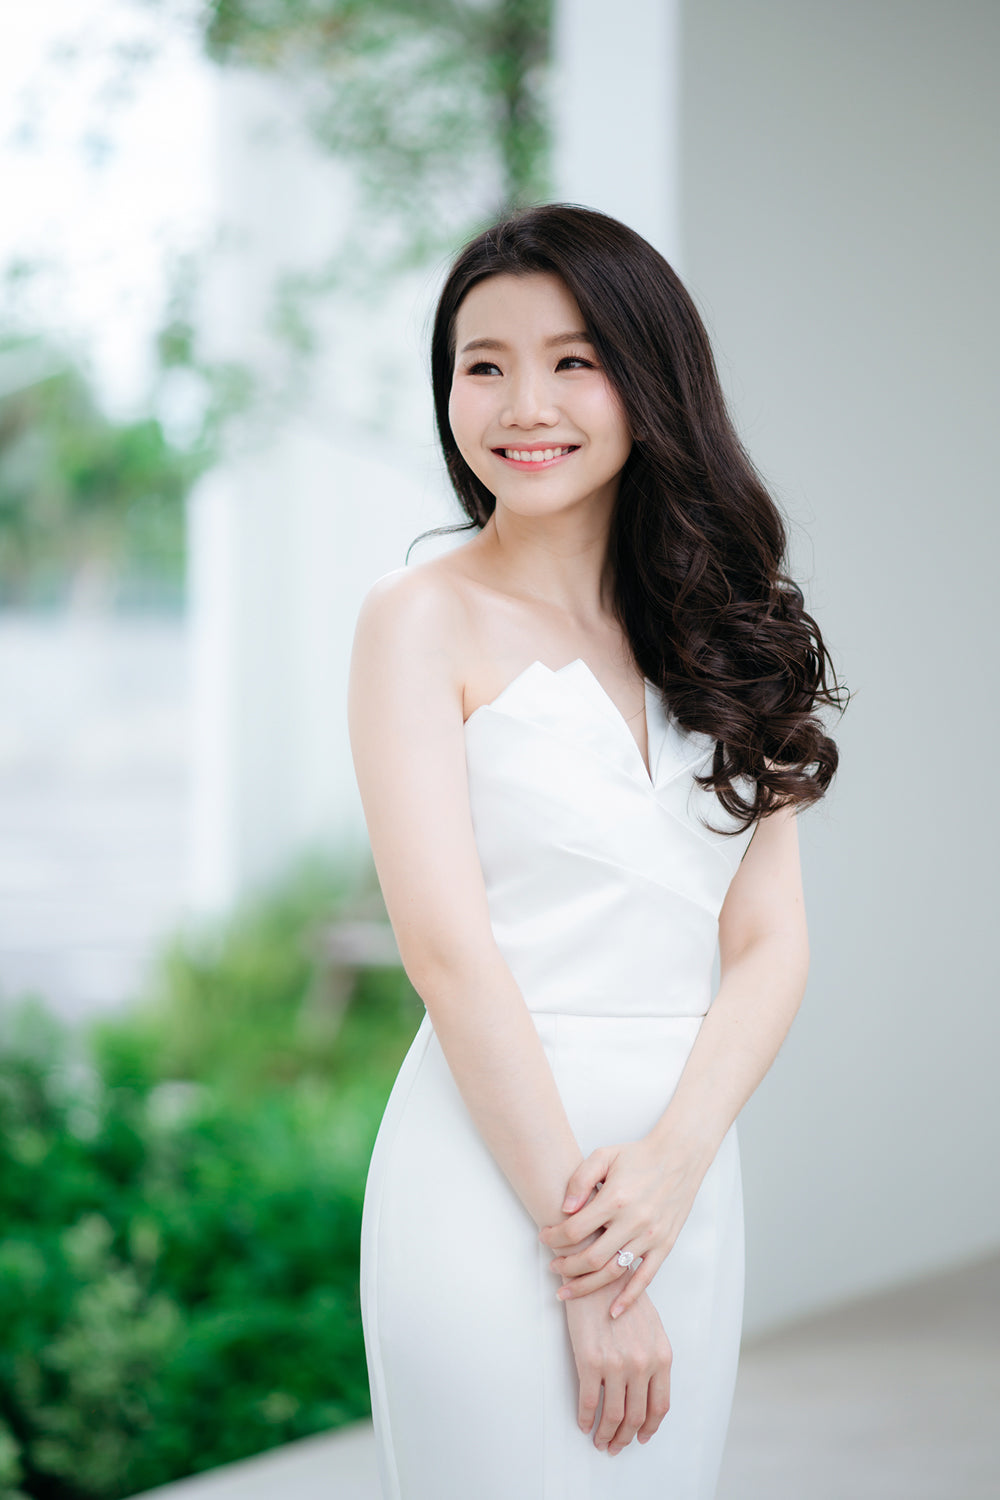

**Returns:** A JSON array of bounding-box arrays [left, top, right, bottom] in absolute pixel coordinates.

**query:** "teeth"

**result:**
[[503, 447, 573, 462]]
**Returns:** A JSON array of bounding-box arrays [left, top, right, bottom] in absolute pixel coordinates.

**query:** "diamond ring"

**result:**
[[616, 1249, 635, 1269]]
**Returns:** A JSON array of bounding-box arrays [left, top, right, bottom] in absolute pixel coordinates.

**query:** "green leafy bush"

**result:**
[[0, 857, 422, 1499]]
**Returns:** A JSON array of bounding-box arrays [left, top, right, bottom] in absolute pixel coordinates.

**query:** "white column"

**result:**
[[552, 0, 683, 267], [187, 69, 453, 913]]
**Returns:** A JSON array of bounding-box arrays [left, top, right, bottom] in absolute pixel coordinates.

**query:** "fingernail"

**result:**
[[556, 1287, 570, 1301], [563, 1197, 580, 1211], [610, 1303, 623, 1319]]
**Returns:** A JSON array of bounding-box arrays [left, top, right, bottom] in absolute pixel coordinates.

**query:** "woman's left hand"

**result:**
[[539, 1135, 711, 1319]]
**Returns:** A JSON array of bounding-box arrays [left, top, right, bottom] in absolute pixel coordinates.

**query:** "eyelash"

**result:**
[[464, 355, 596, 376]]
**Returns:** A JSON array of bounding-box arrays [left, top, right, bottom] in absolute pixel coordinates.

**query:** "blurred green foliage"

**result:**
[[190, 0, 553, 342], [0, 332, 252, 612], [0, 3, 553, 605], [203, 0, 553, 226], [0, 856, 422, 1500], [0, 338, 188, 609]]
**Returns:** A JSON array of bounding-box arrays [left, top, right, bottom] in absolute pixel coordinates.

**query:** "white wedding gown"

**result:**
[[360, 658, 758, 1499]]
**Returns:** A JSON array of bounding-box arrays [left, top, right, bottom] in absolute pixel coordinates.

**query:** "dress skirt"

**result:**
[[360, 1010, 744, 1500]]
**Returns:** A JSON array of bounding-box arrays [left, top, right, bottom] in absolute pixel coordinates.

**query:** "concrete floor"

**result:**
[[129, 1251, 1000, 1499], [716, 1251, 1000, 1500]]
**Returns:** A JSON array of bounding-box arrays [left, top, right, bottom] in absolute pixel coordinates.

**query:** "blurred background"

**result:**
[[0, 1, 997, 1497]]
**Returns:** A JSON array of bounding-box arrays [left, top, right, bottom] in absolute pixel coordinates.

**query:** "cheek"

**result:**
[[587, 387, 632, 454], [446, 382, 464, 442], [448, 380, 484, 450], [448, 384, 494, 480]]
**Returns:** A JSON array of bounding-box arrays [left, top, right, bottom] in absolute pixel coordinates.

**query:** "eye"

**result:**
[[461, 354, 597, 376]]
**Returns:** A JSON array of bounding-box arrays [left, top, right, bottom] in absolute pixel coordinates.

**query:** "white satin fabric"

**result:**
[[361, 659, 758, 1499]]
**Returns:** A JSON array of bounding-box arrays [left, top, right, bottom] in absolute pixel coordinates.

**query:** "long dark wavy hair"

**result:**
[[412, 202, 846, 831]]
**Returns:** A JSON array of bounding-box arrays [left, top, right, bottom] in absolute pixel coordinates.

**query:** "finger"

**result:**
[[556, 1260, 629, 1302], [637, 1367, 671, 1444], [594, 1373, 626, 1452], [562, 1147, 613, 1213], [540, 1197, 615, 1248], [577, 1371, 602, 1436], [551, 1229, 634, 1281], [609, 1251, 662, 1320], [543, 1226, 601, 1260], [608, 1373, 649, 1456]]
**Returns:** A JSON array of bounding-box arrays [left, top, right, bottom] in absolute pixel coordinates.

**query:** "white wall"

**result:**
[[679, 0, 1000, 1331]]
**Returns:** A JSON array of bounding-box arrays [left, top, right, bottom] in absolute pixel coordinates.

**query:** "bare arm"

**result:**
[[541, 801, 810, 1315], [650, 800, 810, 1159], [347, 569, 587, 1230]]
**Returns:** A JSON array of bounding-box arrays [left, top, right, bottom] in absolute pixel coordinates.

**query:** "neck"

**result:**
[[474, 495, 618, 626]]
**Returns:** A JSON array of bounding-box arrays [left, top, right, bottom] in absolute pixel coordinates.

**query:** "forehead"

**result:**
[[454, 271, 585, 340]]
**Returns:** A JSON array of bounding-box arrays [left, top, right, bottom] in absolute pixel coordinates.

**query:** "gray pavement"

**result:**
[[716, 1251, 1000, 1499]]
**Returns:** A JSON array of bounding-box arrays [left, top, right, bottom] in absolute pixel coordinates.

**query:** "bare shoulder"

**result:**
[[353, 556, 471, 657], [350, 555, 477, 714]]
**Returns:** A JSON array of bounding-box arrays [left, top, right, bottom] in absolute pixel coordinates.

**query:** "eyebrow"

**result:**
[[458, 330, 593, 355]]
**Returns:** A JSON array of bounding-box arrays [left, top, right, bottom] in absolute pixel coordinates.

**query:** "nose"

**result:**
[[500, 367, 559, 430]]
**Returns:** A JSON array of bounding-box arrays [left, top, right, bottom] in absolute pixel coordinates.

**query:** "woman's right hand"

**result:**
[[562, 1272, 672, 1455]]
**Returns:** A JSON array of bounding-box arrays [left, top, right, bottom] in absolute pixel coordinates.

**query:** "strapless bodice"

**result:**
[[463, 658, 757, 1019]]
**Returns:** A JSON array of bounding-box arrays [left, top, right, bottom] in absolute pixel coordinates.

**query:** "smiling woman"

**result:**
[[449, 272, 633, 505], [347, 203, 845, 1500]]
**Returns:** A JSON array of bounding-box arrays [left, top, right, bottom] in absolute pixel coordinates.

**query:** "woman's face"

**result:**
[[448, 272, 632, 519]]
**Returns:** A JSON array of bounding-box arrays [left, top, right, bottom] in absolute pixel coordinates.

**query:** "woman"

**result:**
[[347, 203, 844, 1499]]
